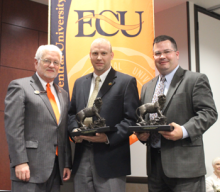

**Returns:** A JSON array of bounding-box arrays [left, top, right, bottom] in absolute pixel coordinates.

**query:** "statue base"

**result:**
[[128, 125, 174, 132], [71, 126, 111, 136]]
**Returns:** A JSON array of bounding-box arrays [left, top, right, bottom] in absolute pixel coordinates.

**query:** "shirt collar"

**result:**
[[36, 72, 54, 90], [160, 65, 179, 85], [92, 66, 111, 82]]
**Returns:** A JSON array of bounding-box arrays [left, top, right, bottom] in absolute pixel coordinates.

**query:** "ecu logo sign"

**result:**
[[75, 10, 144, 37]]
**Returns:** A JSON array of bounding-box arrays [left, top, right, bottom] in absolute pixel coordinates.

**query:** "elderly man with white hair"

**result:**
[[4, 44, 72, 192]]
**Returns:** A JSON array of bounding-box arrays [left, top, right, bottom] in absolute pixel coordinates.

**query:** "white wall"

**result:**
[[130, 140, 147, 176], [197, 12, 220, 177], [155, 3, 189, 70]]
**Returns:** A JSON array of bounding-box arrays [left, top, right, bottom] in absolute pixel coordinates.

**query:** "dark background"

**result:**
[[0, 0, 48, 189]]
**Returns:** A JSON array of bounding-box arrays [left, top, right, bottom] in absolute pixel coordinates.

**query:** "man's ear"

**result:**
[[111, 52, 114, 60], [34, 59, 38, 70]]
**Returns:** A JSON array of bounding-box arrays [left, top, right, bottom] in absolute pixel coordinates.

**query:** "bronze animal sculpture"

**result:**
[[136, 95, 166, 125], [76, 97, 103, 129]]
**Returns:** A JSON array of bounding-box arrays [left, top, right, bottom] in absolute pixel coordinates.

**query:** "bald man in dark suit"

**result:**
[[68, 38, 139, 192]]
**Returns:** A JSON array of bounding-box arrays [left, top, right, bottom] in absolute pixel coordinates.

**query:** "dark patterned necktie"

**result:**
[[150, 76, 166, 145]]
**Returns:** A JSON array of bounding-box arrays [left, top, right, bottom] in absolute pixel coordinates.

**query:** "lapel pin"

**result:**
[[34, 90, 40, 95], [34, 90, 47, 94], [108, 82, 113, 86]]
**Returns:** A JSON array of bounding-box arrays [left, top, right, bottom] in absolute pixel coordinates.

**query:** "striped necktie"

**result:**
[[150, 76, 166, 145]]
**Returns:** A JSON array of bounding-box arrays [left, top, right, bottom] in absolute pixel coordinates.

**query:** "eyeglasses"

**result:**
[[153, 49, 176, 58], [40, 59, 60, 66]]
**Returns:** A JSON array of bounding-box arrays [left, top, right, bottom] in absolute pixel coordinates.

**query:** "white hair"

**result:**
[[35, 44, 62, 62], [212, 157, 220, 166]]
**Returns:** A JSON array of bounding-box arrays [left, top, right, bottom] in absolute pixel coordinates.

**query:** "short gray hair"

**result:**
[[35, 45, 62, 62], [212, 157, 220, 166]]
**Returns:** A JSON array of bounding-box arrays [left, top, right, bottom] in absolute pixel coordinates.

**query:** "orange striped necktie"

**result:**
[[46, 83, 60, 155]]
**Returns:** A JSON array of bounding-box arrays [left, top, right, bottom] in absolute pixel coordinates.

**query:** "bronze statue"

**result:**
[[75, 97, 106, 131], [136, 95, 166, 126]]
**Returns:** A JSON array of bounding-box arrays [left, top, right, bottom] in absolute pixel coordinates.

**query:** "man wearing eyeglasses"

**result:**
[[135, 35, 217, 192], [4, 45, 72, 192]]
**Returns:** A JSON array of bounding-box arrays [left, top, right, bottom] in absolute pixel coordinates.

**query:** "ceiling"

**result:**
[[155, 0, 220, 14], [30, 0, 220, 15]]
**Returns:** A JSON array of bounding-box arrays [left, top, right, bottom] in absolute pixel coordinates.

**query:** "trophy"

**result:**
[[71, 97, 110, 136], [128, 95, 174, 132]]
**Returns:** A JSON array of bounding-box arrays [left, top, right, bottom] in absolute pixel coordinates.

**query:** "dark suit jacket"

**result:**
[[68, 68, 139, 178], [141, 67, 217, 178], [4, 74, 72, 183]]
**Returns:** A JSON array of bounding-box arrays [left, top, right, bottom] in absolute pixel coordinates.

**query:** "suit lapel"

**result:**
[[163, 67, 185, 112], [30, 74, 58, 124], [54, 84, 63, 125], [146, 76, 158, 103], [83, 73, 93, 107], [97, 68, 116, 98], [143, 77, 158, 121]]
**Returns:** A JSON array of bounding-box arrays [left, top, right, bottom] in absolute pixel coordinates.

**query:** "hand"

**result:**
[[159, 122, 183, 141], [63, 168, 71, 181], [73, 136, 83, 143], [15, 163, 30, 182], [134, 132, 150, 142], [80, 133, 108, 143]]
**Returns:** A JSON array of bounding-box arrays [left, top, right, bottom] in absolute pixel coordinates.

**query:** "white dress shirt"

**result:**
[[36, 72, 61, 114], [206, 173, 220, 192], [88, 67, 111, 100]]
